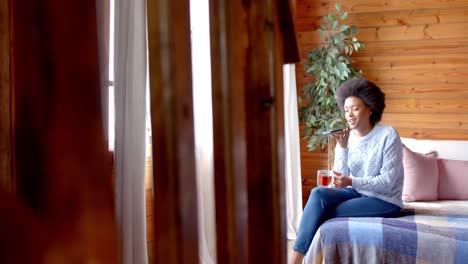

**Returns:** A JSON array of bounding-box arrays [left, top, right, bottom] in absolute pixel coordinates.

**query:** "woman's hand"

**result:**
[[332, 171, 352, 188], [331, 128, 350, 148]]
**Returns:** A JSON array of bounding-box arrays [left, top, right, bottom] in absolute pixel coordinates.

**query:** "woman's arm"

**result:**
[[333, 144, 349, 176]]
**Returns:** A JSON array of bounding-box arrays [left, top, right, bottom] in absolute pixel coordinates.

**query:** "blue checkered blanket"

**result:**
[[304, 210, 468, 264]]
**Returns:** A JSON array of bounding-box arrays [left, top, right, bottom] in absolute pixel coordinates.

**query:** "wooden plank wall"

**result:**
[[295, 0, 468, 205]]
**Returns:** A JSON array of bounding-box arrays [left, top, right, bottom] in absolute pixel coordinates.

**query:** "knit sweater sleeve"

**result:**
[[333, 145, 349, 176], [351, 130, 403, 194]]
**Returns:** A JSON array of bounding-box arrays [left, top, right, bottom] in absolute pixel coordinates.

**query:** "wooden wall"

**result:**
[[295, 0, 468, 205]]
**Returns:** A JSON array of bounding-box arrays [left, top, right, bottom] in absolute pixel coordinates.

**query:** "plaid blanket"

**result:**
[[304, 210, 468, 264]]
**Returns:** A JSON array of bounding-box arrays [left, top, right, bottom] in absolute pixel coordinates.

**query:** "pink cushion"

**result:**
[[437, 159, 468, 200], [402, 145, 439, 202]]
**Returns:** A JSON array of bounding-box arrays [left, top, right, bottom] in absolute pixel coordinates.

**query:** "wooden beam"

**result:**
[[209, 0, 248, 262], [278, 0, 300, 63], [9, 0, 118, 262], [244, 1, 286, 263], [210, 0, 287, 262], [0, 0, 12, 193], [11, 0, 51, 210], [10, 0, 109, 217], [147, 0, 199, 262]]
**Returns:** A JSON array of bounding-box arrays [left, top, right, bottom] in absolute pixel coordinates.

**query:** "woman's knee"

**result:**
[[309, 187, 327, 200]]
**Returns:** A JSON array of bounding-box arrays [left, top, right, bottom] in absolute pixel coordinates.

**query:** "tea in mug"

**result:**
[[317, 170, 333, 187]]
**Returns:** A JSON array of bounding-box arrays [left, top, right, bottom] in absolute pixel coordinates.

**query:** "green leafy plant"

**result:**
[[298, 4, 365, 151]]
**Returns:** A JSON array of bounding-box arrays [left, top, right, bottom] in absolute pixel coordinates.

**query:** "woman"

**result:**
[[290, 78, 404, 264]]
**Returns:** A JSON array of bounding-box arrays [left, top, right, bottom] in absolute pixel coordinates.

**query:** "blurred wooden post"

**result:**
[[9, 0, 118, 262], [11, 0, 112, 212], [0, 0, 12, 194], [147, 0, 200, 262], [242, 1, 286, 262], [11, 0, 52, 210], [209, 0, 249, 262], [210, 0, 299, 262], [279, 0, 299, 64]]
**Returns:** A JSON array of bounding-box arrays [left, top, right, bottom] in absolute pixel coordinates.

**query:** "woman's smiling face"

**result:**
[[344, 96, 372, 130]]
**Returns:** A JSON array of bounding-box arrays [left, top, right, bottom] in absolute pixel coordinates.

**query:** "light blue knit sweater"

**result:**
[[333, 124, 404, 208]]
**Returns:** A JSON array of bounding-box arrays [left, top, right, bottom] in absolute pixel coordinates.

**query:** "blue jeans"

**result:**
[[293, 187, 401, 255]]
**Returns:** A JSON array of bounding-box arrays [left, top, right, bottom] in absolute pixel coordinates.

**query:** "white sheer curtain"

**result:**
[[190, 0, 217, 263], [113, 0, 148, 263], [283, 64, 303, 240]]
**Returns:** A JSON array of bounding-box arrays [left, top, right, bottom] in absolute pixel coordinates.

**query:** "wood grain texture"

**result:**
[[297, 69, 468, 86], [296, 0, 468, 206], [147, 0, 199, 262], [296, 8, 468, 32], [9, 0, 118, 262], [279, 0, 300, 63], [397, 127, 468, 140], [353, 54, 468, 70], [363, 69, 468, 84], [385, 98, 468, 114], [382, 113, 468, 129], [302, 39, 468, 58], [244, 0, 287, 262], [209, 0, 248, 262], [0, 0, 12, 193], [380, 84, 468, 99], [297, 68, 468, 86], [296, 0, 468, 17], [300, 22, 468, 44]]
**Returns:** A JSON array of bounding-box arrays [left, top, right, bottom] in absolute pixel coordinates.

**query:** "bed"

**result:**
[[303, 138, 468, 264]]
